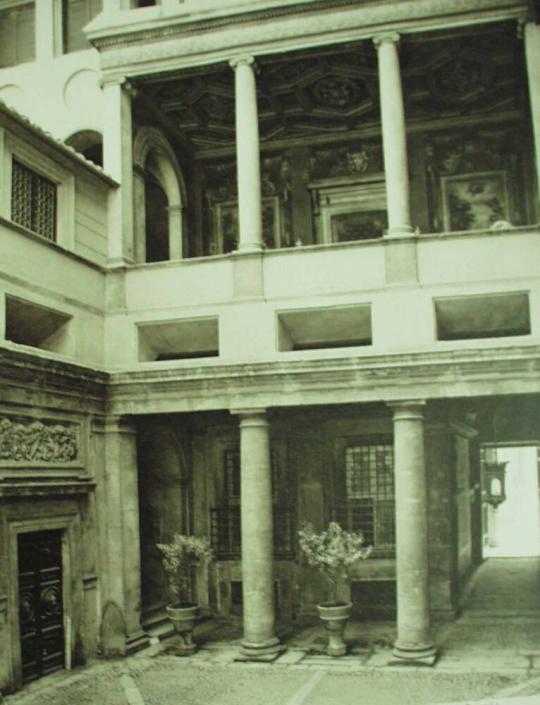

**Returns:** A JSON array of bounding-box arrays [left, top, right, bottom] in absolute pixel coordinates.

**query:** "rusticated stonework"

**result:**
[[0, 416, 78, 464]]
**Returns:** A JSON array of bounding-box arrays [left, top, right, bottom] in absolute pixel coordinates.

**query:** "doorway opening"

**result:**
[[481, 445, 540, 558], [17, 530, 65, 684]]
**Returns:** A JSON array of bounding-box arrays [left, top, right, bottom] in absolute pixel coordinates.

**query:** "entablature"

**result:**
[[105, 344, 540, 416], [87, 0, 530, 81]]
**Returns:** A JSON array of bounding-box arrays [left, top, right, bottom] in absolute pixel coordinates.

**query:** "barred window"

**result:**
[[333, 436, 395, 555], [11, 160, 57, 241], [210, 444, 295, 559]]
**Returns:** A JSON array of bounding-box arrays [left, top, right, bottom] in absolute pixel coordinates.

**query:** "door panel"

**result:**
[[18, 531, 65, 683]]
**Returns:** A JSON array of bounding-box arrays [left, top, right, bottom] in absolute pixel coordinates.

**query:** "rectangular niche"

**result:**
[[137, 316, 219, 362], [5, 295, 72, 354], [434, 292, 530, 341], [277, 303, 372, 352]]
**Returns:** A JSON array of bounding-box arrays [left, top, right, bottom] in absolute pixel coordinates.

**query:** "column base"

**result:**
[[236, 637, 286, 662], [235, 243, 264, 254], [385, 225, 416, 238], [390, 642, 437, 666], [126, 629, 150, 655]]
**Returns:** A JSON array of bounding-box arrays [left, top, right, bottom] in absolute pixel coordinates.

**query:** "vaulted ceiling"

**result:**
[[134, 22, 524, 155]]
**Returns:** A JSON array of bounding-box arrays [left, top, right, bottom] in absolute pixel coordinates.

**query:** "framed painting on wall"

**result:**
[[212, 197, 282, 253], [440, 171, 510, 232], [311, 176, 387, 244]]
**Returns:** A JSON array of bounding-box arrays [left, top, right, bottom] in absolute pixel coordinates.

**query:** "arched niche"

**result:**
[[133, 127, 186, 263], [137, 425, 190, 620], [65, 129, 103, 167]]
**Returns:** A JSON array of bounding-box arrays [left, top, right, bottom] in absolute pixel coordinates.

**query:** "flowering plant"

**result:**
[[157, 534, 214, 607], [298, 522, 372, 604]]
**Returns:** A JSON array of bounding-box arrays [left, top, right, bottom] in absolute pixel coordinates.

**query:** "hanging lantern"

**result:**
[[482, 461, 508, 508]]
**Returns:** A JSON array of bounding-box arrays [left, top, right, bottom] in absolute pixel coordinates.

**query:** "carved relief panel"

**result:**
[[0, 414, 83, 478]]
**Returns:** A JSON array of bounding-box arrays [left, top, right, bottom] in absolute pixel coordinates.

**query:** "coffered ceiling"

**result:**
[[134, 22, 524, 155]]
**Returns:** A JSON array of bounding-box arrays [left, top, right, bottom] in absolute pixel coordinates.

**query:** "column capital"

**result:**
[[230, 408, 268, 427], [388, 400, 426, 421], [229, 54, 256, 70], [373, 31, 400, 48], [100, 76, 136, 97]]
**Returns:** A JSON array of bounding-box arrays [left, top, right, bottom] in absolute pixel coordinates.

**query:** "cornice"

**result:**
[[106, 345, 540, 415], [0, 347, 108, 399], [90, 0, 529, 79]]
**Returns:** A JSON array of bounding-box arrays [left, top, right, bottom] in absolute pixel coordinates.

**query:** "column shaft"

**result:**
[[234, 409, 283, 659], [375, 34, 414, 236], [102, 80, 134, 265], [231, 57, 263, 252], [525, 23, 540, 215], [390, 401, 436, 664]]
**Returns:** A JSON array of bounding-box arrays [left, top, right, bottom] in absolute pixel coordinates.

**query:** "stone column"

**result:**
[[102, 79, 135, 266], [102, 417, 148, 656], [230, 56, 263, 253], [232, 409, 284, 660], [389, 401, 436, 665], [374, 33, 414, 237], [525, 23, 540, 214]]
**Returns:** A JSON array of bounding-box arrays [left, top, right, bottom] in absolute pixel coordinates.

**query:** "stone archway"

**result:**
[[132, 127, 187, 263]]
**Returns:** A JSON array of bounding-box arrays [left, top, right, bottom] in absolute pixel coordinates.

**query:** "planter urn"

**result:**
[[317, 601, 353, 657], [166, 603, 200, 655]]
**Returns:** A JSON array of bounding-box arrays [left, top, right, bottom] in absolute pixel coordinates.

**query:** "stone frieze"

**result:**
[[0, 416, 78, 464]]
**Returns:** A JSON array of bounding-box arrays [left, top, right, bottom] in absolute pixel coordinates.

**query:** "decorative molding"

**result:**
[[0, 481, 95, 497], [89, 0, 528, 55], [106, 344, 540, 416], [0, 416, 79, 465]]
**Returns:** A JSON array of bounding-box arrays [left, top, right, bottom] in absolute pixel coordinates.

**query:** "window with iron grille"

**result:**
[[333, 436, 395, 556], [11, 160, 57, 241], [210, 443, 295, 559]]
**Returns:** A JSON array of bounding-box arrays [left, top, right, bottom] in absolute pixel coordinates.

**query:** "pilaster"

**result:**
[[100, 417, 148, 656], [35, 0, 62, 61]]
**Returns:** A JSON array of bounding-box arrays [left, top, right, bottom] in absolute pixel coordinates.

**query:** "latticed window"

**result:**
[[333, 436, 395, 555], [11, 160, 57, 241]]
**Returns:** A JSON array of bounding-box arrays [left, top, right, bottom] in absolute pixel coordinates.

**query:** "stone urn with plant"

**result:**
[[157, 533, 213, 655], [298, 522, 372, 656]]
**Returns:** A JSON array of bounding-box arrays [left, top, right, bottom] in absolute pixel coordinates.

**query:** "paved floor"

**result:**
[[5, 558, 540, 705], [463, 558, 540, 616]]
